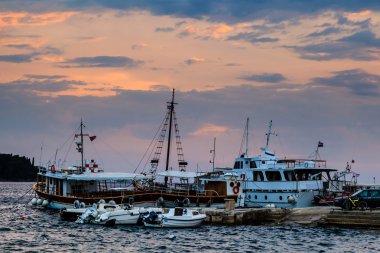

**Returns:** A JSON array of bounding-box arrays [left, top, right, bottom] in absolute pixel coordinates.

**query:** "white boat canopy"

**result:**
[[157, 170, 206, 178], [45, 172, 148, 181]]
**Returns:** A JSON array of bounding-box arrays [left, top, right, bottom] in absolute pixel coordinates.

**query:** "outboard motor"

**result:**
[[144, 211, 158, 224], [76, 206, 98, 224]]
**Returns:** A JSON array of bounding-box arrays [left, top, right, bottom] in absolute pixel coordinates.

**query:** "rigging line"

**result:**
[[276, 133, 287, 158], [238, 119, 247, 156], [84, 125, 136, 169], [11, 186, 34, 206], [134, 115, 167, 174], [46, 126, 79, 164], [61, 136, 76, 168]]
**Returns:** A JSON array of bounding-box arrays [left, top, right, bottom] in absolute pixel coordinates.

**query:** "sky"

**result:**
[[0, 1, 379, 183]]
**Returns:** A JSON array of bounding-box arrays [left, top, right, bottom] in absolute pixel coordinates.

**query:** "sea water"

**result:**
[[0, 182, 379, 253]]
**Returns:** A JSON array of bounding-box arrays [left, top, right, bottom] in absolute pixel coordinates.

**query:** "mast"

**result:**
[[210, 137, 216, 172], [164, 89, 176, 187], [80, 119, 84, 172], [149, 89, 187, 185], [165, 89, 175, 172], [265, 120, 276, 150], [245, 117, 249, 156]]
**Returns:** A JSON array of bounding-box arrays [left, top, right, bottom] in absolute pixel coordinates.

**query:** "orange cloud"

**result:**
[[205, 24, 233, 38], [0, 11, 78, 27], [345, 10, 372, 21], [190, 123, 229, 136]]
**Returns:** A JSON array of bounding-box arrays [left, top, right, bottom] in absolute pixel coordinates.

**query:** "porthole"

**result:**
[[279, 196, 283, 200], [254, 195, 257, 200], [230, 182, 234, 187], [265, 195, 267, 200], [248, 194, 251, 199]]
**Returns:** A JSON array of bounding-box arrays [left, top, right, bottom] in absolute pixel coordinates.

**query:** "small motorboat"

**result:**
[[61, 201, 121, 221], [143, 207, 206, 228], [93, 207, 164, 226]]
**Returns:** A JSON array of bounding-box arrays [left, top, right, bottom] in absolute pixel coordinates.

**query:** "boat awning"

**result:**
[[44, 172, 149, 181], [157, 171, 206, 178]]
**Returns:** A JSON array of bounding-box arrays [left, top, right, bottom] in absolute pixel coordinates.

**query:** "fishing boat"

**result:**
[[32, 90, 244, 209], [32, 121, 151, 210], [218, 119, 338, 208], [143, 207, 206, 228], [134, 89, 244, 208]]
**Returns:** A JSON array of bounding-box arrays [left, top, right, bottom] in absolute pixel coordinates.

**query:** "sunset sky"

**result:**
[[1, 1, 379, 183]]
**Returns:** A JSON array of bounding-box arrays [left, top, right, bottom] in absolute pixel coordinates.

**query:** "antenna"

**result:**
[[210, 137, 216, 171], [265, 120, 277, 149], [245, 117, 249, 156]]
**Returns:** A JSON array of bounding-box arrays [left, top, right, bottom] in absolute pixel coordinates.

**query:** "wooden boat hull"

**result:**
[[33, 183, 238, 210]]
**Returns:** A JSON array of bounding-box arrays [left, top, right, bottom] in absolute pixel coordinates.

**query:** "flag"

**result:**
[[318, 141, 324, 148], [89, 135, 96, 141]]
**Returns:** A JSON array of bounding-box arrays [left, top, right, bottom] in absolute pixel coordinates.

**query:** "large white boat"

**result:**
[[219, 119, 337, 208]]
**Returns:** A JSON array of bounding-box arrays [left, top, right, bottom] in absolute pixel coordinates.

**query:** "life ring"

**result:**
[[240, 174, 245, 180], [233, 186, 240, 194], [51, 165, 56, 173]]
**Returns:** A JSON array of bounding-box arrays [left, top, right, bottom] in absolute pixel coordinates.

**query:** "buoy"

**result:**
[[74, 200, 80, 209], [31, 198, 37, 205], [168, 234, 176, 240], [37, 199, 43, 205], [288, 195, 297, 204], [42, 200, 49, 207]]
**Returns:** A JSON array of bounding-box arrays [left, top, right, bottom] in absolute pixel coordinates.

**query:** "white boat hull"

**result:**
[[144, 208, 206, 228]]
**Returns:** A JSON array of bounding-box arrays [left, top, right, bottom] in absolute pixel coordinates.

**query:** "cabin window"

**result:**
[[265, 171, 282, 181], [250, 161, 257, 168], [240, 161, 243, 168], [295, 171, 311, 181], [254, 195, 257, 199], [262, 161, 266, 164], [284, 171, 296, 181], [279, 196, 283, 200], [253, 171, 264, 181], [248, 195, 251, 199], [265, 195, 267, 200]]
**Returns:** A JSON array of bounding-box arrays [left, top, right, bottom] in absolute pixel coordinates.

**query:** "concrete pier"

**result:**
[[318, 209, 380, 229], [200, 206, 380, 229]]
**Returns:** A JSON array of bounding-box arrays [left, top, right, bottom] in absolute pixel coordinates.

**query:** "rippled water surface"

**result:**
[[1, 182, 379, 252]]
